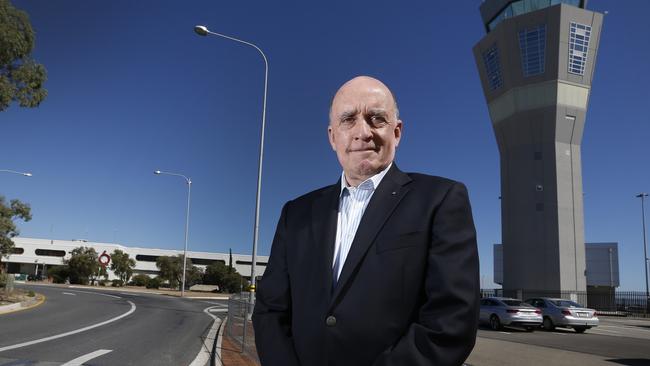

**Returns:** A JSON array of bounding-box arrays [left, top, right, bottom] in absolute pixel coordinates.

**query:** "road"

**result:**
[[467, 318, 650, 366], [0, 284, 227, 366]]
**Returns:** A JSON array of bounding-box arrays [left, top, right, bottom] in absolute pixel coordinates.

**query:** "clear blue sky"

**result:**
[[2, 1, 649, 290]]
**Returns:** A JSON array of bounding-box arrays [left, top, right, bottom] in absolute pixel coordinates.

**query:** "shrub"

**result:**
[[111, 279, 124, 287], [27, 290, 35, 297], [98, 279, 107, 286], [146, 276, 162, 289], [130, 274, 150, 287], [47, 265, 69, 284]]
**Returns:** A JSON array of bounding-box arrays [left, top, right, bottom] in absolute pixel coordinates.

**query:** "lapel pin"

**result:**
[[391, 191, 397, 195]]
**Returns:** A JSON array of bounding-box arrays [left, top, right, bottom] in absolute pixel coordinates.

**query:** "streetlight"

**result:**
[[0, 169, 32, 177], [194, 25, 268, 306], [154, 170, 192, 297], [636, 193, 649, 310]]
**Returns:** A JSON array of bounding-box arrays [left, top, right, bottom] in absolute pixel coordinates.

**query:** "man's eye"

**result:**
[[341, 117, 355, 125], [370, 115, 387, 125]]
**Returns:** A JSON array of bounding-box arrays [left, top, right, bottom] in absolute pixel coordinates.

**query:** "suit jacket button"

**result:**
[[326, 315, 337, 327]]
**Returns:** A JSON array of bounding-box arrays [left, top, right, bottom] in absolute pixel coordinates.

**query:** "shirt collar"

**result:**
[[339, 162, 392, 195]]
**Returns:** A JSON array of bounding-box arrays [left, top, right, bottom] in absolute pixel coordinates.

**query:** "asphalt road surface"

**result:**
[[468, 318, 650, 366], [0, 285, 227, 366]]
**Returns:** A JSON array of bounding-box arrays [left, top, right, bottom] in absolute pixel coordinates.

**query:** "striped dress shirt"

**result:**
[[332, 163, 392, 284]]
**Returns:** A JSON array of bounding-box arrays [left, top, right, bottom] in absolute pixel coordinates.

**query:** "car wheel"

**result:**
[[574, 326, 587, 334], [542, 317, 555, 331], [490, 315, 501, 331], [524, 326, 535, 332]]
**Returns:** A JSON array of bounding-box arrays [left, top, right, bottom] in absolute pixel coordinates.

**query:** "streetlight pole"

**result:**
[[637, 193, 649, 311], [155, 170, 192, 297], [0, 169, 32, 177], [193, 25, 267, 307]]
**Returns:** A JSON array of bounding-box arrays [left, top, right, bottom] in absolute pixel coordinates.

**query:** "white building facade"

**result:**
[[4, 237, 268, 281]]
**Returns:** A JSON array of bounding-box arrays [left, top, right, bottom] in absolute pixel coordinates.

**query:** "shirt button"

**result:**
[[326, 315, 337, 327]]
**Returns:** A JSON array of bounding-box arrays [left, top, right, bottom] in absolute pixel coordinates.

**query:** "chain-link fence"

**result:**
[[225, 293, 259, 362]]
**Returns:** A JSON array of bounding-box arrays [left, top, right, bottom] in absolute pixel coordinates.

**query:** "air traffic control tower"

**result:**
[[473, 0, 603, 297]]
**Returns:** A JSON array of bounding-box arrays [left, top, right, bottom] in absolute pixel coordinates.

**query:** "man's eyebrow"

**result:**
[[366, 108, 389, 117], [339, 109, 359, 120]]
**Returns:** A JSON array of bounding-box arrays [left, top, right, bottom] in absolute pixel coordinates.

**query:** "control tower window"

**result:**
[[519, 24, 547, 76], [568, 22, 591, 75], [487, 0, 583, 32], [482, 44, 503, 91]]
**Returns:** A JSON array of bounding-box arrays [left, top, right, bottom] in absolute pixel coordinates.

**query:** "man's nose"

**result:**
[[353, 119, 373, 141]]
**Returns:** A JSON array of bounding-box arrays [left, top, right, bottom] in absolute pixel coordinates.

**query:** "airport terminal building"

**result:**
[[3, 237, 268, 281]]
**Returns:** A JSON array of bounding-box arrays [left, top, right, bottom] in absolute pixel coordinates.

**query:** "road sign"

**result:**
[[99, 251, 111, 267]]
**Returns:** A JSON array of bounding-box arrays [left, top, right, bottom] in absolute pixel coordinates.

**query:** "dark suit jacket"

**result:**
[[253, 164, 479, 366]]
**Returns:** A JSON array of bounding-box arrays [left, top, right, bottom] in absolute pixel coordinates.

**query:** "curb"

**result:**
[[215, 317, 227, 366], [0, 294, 46, 315]]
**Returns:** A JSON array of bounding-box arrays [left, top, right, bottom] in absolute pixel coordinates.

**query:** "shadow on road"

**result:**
[[606, 359, 650, 366]]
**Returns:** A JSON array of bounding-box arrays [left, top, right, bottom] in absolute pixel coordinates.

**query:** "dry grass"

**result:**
[[0, 288, 34, 305]]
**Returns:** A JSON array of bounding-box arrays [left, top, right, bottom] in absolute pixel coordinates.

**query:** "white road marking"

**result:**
[[189, 306, 223, 366], [208, 308, 228, 313], [202, 301, 228, 306], [62, 292, 77, 296], [0, 301, 136, 352], [498, 331, 511, 335], [63, 289, 122, 299], [61, 349, 113, 366], [120, 292, 140, 296]]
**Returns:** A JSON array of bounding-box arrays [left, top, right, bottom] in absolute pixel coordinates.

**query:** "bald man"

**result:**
[[253, 76, 479, 366]]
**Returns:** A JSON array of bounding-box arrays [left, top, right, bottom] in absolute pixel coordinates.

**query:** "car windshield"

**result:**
[[502, 300, 528, 306], [551, 300, 583, 308]]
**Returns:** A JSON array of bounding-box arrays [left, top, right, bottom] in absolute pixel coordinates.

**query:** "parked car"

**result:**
[[480, 297, 542, 331], [524, 297, 599, 333]]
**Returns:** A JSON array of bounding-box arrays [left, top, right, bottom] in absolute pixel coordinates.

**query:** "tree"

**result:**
[[156, 255, 180, 289], [47, 265, 69, 284], [110, 249, 135, 285], [203, 261, 229, 288], [0, 0, 47, 111], [155, 255, 199, 290], [66, 247, 98, 285], [0, 195, 31, 270], [203, 261, 244, 293]]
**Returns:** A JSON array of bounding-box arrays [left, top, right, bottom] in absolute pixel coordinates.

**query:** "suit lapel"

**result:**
[[311, 182, 340, 302], [330, 164, 412, 307]]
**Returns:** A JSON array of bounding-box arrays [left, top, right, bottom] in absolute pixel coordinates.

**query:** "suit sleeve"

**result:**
[[373, 182, 480, 366], [252, 202, 301, 366]]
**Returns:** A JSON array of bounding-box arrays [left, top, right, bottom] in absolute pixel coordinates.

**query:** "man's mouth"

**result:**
[[349, 148, 376, 153]]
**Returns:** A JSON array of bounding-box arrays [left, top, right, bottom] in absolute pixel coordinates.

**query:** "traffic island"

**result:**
[[0, 288, 45, 315]]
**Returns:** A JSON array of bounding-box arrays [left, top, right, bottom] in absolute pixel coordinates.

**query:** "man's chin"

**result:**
[[354, 160, 383, 177]]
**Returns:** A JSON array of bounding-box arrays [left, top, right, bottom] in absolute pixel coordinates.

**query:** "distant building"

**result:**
[[493, 242, 619, 290], [473, 0, 604, 297], [4, 237, 268, 281]]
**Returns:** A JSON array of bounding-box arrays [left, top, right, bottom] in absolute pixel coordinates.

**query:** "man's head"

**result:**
[[328, 76, 402, 187]]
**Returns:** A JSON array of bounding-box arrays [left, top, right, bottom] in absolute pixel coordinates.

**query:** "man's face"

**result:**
[[328, 77, 402, 185]]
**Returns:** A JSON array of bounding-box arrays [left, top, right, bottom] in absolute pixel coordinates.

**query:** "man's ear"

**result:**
[[328, 125, 337, 151], [394, 120, 403, 148]]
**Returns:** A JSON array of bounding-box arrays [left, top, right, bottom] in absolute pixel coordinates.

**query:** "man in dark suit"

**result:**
[[253, 76, 479, 366]]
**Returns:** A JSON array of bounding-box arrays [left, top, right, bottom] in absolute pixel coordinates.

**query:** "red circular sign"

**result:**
[[99, 251, 111, 266]]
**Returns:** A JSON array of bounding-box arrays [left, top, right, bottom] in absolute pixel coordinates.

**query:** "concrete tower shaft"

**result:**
[[473, 2, 603, 295]]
